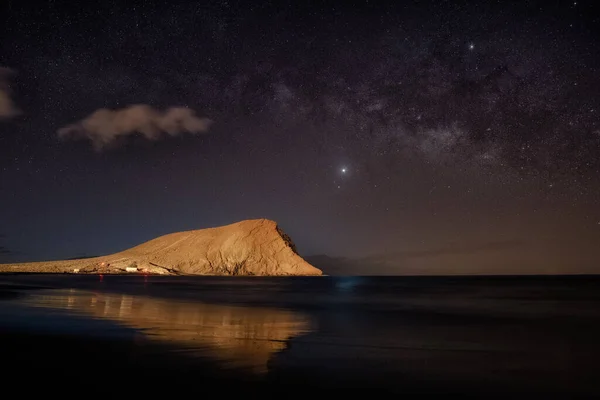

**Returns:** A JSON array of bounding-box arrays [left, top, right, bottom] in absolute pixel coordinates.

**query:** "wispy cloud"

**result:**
[[307, 240, 526, 275], [57, 104, 212, 150], [364, 240, 525, 262], [0, 67, 21, 120]]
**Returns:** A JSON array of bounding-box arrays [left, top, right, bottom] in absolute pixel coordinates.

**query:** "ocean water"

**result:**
[[1, 274, 599, 396]]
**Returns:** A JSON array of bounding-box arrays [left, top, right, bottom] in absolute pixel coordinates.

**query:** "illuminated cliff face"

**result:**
[[23, 289, 314, 373], [1, 219, 323, 276]]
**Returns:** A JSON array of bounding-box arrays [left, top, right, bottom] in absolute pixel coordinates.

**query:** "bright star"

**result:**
[[341, 167, 347, 174], [468, 43, 475, 50]]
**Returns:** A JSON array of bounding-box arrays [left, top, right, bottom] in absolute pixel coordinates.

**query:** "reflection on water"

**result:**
[[22, 289, 314, 373]]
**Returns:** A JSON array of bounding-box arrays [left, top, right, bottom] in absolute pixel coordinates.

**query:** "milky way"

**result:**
[[1, 0, 599, 273]]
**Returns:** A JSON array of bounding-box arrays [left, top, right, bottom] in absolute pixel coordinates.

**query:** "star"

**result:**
[[468, 43, 475, 50], [341, 167, 347, 174]]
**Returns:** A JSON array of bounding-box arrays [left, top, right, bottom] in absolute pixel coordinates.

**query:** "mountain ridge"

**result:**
[[0, 219, 322, 276]]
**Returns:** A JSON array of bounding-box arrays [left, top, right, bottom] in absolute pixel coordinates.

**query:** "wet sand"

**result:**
[[2, 274, 600, 397]]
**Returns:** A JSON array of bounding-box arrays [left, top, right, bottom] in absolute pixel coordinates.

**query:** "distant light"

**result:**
[[468, 43, 475, 50], [335, 277, 363, 292], [341, 167, 347, 174]]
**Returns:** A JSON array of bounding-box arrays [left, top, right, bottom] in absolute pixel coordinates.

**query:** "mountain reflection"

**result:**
[[24, 289, 314, 373]]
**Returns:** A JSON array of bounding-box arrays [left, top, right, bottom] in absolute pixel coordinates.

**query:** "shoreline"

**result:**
[[2, 270, 600, 278]]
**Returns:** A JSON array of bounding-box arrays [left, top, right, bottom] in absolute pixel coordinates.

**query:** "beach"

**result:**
[[2, 274, 599, 396]]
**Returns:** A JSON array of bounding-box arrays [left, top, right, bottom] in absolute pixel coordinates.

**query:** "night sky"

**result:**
[[1, 0, 599, 274]]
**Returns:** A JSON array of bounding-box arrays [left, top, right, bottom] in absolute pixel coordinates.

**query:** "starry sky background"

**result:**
[[1, 0, 599, 274]]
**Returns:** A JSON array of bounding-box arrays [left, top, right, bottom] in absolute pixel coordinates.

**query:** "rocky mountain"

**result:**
[[0, 219, 322, 276]]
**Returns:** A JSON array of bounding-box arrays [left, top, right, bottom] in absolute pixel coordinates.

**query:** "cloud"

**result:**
[[57, 105, 212, 150], [364, 240, 526, 263], [307, 240, 526, 275], [0, 67, 21, 120]]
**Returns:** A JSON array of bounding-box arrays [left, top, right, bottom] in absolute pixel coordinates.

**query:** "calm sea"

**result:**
[[1, 274, 599, 396]]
